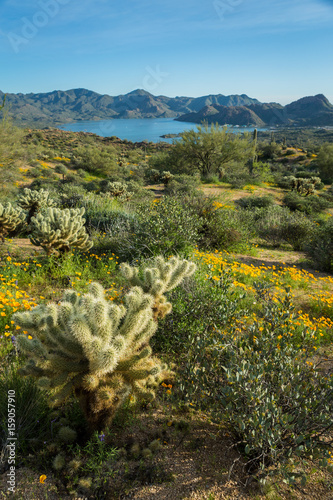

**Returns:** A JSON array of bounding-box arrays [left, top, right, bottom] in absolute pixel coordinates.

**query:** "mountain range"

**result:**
[[176, 94, 333, 127], [0, 88, 332, 128], [0, 88, 259, 127]]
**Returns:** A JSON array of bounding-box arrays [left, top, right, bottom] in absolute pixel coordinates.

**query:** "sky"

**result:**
[[0, 0, 332, 104]]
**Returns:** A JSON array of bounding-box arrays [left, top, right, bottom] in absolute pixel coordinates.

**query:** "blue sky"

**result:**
[[0, 0, 332, 104]]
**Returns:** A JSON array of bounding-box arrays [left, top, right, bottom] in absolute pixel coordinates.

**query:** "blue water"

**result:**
[[58, 118, 262, 143]]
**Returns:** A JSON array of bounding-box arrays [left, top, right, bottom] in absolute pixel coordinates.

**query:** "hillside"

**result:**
[[0, 124, 333, 499], [176, 94, 333, 127], [0, 88, 260, 127]]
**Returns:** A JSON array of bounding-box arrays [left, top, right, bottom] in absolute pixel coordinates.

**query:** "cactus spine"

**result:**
[[0, 202, 25, 242], [29, 206, 93, 255], [13, 257, 196, 432]]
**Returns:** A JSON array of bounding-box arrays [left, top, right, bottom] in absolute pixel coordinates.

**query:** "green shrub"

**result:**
[[161, 171, 174, 185], [72, 146, 118, 176], [81, 194, 131, 229], [99, 181, 133, 201], [0, 367, 52, 458], [133, 196, 201, 258], [295, 171, 319, 179], [181, 283, 333, 483], [283, 192, 331, 214], [258, 142, 281, 161], [254, 205, 315, 250], [236, 195, 275, 210], [164, 175, 201, 196], [155, 268, 241, 355], [198, 206, 252, 251], [305, 217, 333, 271], [222, 162, 252, 188]]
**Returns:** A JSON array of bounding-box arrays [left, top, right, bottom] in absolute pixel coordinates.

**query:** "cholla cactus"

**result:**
[[120, 256, 196, 320], [161, 171, 174, 186], [102, 181, 133, 201], [13, 257, 196, 432], [17, 188, 56, 224], [30, 207, 93, 255], [0, 202, 25, 242], [287, 176, 322, 196]]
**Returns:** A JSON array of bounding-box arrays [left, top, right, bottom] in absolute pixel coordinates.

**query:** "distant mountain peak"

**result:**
[[125, 89, 152, 97]]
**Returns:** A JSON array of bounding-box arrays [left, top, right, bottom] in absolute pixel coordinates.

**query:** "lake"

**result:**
[[58, 118, 263, 143]]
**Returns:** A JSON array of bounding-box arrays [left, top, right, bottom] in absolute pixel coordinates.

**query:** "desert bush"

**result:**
[[156, 268, 242, 355], [295, 170, 319, 179], [305, 217, 333, 271], [145, 168, 161, 183], [181, 282, 333, 483], [82, 194, 136, 235], [72, 146, 118, 176], [161, 171, 174, 185], [316, 143, 333, 183], [236, 195, 275, 210], [164, 174, 201, 196], [283, 192, 331, 215], [254, 205, 315, 250], [99, 181, 133, 201], [258, 142, 281, 160], [0, 368, 52, 460], [198, 206, 252, 251], [282, 176, 323, 196], [132, 196, 201, 258], [222, 161, 252, 188]]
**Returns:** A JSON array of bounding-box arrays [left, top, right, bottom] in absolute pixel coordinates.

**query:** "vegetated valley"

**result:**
[[0, 114, 333, 499]]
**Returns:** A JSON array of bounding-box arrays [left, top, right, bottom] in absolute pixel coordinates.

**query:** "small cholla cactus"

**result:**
[[29, 206, 93, 255], [287, 176, 322, 196], [57, 426, 77, 444], [53, 453, 66, 471], [0, 202, 25, 242], [13, 257, 196, 432], [161, 171, 174, 186], [17, 188, 56, 225], [101, 181, 133, 201]]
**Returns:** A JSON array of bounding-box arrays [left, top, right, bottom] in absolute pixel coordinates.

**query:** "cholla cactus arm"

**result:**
[[30, 207, 93, 255], [0, 202, 26, 241], [120, 256, 196, 319], [121, 256, 196, 295], [17, 188, 56, 225]]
